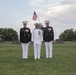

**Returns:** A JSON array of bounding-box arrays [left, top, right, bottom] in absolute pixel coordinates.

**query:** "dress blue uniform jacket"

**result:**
[[43, 26, 54, 42], [20, 27, 31, 43]]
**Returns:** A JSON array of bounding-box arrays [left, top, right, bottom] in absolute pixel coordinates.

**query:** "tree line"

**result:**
[[0, 28, 18, 42], [0, 28, 76, 42], [59, 29, 76, 41]]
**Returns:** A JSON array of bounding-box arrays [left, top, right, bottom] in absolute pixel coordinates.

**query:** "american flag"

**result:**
[[32, 11, 37, 21]]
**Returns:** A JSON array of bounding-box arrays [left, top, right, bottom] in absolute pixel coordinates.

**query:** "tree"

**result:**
[[74, 30, 76, 41], [59, 29, 76, 41], [0, 28, 18, 41]]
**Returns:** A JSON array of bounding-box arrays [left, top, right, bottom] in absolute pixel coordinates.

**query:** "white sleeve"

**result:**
[[40, 30, 43, 41], [19, 30, 20, 41], [32, 30, 34, 42]]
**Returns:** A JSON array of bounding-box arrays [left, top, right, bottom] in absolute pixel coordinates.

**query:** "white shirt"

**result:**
[[32, 29, 43, 44]]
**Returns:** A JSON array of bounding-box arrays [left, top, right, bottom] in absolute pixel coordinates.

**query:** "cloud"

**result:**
[[0, 0, 76, 39], [30, 0, 44, 6], [29, 0, 76, 39]]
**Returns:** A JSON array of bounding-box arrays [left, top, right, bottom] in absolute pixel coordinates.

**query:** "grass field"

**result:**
[[0, 42, 76, 75]]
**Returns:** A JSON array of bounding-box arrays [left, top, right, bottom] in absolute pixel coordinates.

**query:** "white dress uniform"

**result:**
[[32, 29, 43, 59]]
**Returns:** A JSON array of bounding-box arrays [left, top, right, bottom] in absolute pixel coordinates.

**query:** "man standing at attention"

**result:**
[[43, 20, 54, 58], [32, 23, 43, 59], [20, 21, 31, 59]]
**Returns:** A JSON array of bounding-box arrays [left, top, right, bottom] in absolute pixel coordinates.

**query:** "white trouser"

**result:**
[[22, 43, 29, 59], [34, 44, 41, 59], [45, 41, 53, 58]]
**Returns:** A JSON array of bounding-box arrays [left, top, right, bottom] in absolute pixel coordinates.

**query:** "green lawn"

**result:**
[[0, 42, 76, 75]]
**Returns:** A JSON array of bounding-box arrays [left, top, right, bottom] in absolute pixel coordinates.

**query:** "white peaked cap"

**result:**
[[45, 20, 50, 23], [22, 21, 28, 24]]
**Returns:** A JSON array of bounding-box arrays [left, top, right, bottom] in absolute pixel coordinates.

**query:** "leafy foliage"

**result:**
[[59, 29, 76, 41], [0, 28, 18, 41]]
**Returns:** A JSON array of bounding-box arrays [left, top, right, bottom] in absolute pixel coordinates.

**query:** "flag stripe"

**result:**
[[32, 12, 37, 21]]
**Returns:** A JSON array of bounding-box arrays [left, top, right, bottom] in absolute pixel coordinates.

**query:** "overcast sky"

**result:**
[[0, 0, 76, 39]]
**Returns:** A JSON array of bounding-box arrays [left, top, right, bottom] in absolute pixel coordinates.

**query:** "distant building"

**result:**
[[53, 39, 64, 44]]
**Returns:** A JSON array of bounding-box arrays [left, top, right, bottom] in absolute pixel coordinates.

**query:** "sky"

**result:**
[[0, 0, 76, 39]]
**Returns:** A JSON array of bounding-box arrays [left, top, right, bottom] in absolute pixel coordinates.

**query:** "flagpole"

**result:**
[[34, 10, 41, 25], [33, 11, 43, 28], [37, 16, 41, 25]]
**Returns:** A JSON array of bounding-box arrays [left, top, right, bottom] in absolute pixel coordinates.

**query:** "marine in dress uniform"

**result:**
[[43, 20, 54, 58], [32, 23, 43, 59], [20, 21, 31, 59]]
